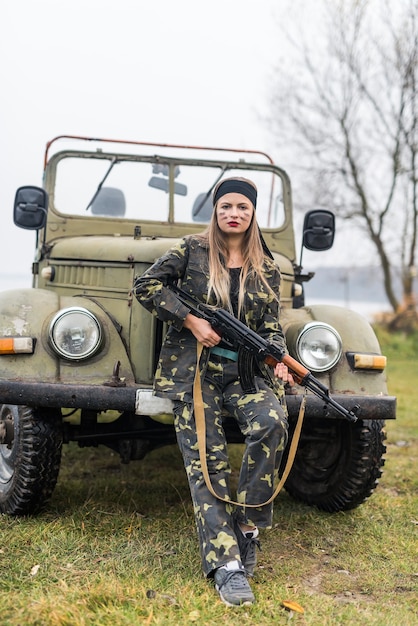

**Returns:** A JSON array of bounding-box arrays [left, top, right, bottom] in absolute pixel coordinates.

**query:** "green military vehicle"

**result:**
[[0, 135, 396, 516]]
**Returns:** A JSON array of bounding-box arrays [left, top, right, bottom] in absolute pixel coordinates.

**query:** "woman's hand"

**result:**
[[183, 314, 221, 348], [274, 361, 295, 386]]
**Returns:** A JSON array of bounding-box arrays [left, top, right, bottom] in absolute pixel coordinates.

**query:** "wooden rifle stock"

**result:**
[[265, 353, 310, 385]]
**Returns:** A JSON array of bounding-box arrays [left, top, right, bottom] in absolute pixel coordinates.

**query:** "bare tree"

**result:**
[[268, 0, 418, 316]]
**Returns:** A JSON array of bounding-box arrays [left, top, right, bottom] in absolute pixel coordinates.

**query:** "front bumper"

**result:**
[[285, 393, 396, 421], [0, 381, 396, 421]]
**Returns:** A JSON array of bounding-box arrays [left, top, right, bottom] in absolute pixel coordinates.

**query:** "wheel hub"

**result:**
[[0, 419, 14, 447]]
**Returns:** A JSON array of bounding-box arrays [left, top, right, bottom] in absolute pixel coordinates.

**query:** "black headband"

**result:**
[[213, 180, 257, 208]]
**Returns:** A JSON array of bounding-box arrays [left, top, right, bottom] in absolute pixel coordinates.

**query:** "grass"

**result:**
[[1, 329, 417, 625]]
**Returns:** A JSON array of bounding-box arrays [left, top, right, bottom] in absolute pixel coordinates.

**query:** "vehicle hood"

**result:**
[[48, 236, 294, 275], [48, 236, 183, 264]]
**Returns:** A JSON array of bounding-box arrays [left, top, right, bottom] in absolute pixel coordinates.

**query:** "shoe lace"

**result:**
[[218, 570, 248, 592]]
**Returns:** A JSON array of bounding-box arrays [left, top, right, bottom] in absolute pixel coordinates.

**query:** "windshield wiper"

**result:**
[[193, 165, 229, 218], [85, 157, 119, 211]]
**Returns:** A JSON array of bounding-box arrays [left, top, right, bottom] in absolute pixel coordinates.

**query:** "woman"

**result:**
[[134, 177, 293, 607]]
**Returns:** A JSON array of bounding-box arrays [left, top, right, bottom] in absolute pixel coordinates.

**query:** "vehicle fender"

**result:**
[[0, 288, 135, 385], [281, 304, 389, 396]]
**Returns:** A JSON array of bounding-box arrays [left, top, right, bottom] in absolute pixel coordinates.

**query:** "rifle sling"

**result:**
[[193, 341, 306, 508]]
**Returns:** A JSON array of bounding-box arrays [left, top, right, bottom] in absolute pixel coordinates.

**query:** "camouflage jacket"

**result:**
[[133, 235, 287, 403]]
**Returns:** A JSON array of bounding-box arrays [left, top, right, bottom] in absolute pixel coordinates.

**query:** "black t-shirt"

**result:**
[[217, 268, 241, 351], [229, 267, 241, 318]]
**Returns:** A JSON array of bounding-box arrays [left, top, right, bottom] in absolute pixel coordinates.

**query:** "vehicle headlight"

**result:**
[[49, 307, 102, 360], [295, 322, 342, 372]]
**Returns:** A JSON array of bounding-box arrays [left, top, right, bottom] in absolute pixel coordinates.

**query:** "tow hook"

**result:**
[[103, 360, 126, 387], [0, 418, 14, 447]]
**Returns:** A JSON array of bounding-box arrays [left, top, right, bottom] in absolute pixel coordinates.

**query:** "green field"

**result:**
[[1, 329, 417, 625]]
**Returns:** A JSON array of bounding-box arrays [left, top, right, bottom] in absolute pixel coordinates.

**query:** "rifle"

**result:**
[[170, 285, 360, 423]]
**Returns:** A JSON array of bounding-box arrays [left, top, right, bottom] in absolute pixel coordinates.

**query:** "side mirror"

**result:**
[[14, 186, 48, 230], [302, 209, 335, 251]]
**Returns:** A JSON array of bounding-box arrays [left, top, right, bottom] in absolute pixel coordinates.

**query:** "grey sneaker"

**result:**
[[214, 567, 255, 607], [233, 518, 261, 576]]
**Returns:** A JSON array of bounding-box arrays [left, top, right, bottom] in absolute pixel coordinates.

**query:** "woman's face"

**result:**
[[215, 192, 254, 236]]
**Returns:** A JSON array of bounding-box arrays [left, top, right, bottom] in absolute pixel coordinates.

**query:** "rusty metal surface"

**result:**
[[0, 380, 396, 420], [285, 393, 396, 420], [0, 381, 137, 412]]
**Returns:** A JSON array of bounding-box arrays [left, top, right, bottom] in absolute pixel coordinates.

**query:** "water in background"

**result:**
[[0, 274, 32, 291], [306, 297, 390, 323], [0, 274, 389, 323]]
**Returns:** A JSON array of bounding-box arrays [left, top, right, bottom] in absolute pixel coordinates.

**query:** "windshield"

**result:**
[[52, 153, 286, 229]]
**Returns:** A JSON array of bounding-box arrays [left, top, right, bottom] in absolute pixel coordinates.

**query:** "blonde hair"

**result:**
[[197, 177, 277, 317]]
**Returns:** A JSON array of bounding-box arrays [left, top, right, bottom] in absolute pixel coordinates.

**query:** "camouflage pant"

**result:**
[[173, 352, 288, 577]]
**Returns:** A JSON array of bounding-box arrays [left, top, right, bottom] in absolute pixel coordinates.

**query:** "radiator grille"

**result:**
[[50, 263, 132, 293]]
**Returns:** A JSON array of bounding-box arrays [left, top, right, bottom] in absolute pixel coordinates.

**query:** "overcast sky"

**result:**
[[1, 0, 292, 283], [1, 0, 358, 290]]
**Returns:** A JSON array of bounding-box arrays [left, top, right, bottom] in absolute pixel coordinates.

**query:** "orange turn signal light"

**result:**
[[346, 352, 386, 371], [0, 337, 34, 355]]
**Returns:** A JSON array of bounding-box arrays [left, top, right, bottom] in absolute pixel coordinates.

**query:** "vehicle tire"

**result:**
[[282, 417, 386, 512], [0, 404, 62, 515]]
